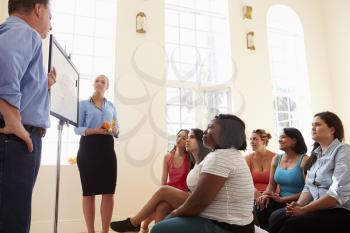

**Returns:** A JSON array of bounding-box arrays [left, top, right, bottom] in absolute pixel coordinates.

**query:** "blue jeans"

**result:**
[[151, 216, 245, 233], [0, 133, 42, 233]]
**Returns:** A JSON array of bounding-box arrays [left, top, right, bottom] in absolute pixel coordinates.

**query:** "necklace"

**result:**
[[91, 97, 103, 110]]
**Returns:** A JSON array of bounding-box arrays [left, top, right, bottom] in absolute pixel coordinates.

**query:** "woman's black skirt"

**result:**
[[77, 134, 117, 196]]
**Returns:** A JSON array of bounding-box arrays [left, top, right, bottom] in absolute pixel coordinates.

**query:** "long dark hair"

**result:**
[[305, 111, 344, 170], [283, 127, 308, 154], [214, 114, 247, 150], [170, 129, 189, 153], [188, 128, 211, 168]]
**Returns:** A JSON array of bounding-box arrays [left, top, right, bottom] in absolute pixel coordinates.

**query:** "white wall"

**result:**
[[321, 0, 350, 140], [1, 0, 349, 232], [0, 0, 7, 21], [228, 0, 334, 151]]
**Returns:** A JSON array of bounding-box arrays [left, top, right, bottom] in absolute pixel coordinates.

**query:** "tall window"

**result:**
[[41, 0, 117, 165], [165, 0, 233, 145], [267, 5, 312, 144]]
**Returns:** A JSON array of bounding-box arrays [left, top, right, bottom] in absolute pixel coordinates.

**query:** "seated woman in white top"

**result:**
[[150, 114, 255, 233], [110, 128, 210, 233]]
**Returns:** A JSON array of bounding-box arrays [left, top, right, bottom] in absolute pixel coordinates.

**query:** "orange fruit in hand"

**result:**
[[101, 121, 111, 129], [68, 156, 77, 165]]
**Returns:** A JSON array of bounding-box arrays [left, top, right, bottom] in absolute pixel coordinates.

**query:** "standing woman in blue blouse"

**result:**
[[75, 75, 119, 233], [268, 111, 350, 233]]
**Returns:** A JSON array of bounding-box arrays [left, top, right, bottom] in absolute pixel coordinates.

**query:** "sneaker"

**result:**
[[110, 218, 141, 232]]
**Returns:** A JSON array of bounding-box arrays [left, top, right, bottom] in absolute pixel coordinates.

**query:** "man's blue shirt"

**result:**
[[0, 16, 50, 128]]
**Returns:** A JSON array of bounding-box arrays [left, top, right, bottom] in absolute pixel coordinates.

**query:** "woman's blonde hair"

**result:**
[[252, 129, 272, 146]]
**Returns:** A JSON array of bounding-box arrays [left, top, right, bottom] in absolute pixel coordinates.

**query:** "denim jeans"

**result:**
[[0, 133, 42, 233], [151, 216, 254, 233]]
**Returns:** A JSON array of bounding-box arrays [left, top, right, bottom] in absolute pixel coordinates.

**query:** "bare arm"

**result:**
[[300, 155, 310, 179], [256, 155, 278, 209], [287, 194, 337, 216], [245, 154, 262, 199], [161, 154, 170, 185], [297, 192, 313, 206], [264, 155, 278, 193], [171, 173, 226, 217], [0, 99, 33, 152], [278, 192, 302, 203]]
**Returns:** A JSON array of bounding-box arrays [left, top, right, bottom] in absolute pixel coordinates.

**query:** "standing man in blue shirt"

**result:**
[[0, 1, 56, 232]]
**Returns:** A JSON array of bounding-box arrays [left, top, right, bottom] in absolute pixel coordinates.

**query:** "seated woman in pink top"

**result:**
[[245, 129, 276, 199], [162, 129, 191, 191], [141, 129, 190, 232]]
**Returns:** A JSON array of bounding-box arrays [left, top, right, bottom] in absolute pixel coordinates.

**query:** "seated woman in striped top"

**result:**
[[110, 128, 210, 232], [150, 114, 255, 233]]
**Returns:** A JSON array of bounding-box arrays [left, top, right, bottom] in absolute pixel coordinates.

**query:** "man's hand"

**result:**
[[48, 67, 57, 88], [0, 99, 33, 152], [0, 121, 33, 152]]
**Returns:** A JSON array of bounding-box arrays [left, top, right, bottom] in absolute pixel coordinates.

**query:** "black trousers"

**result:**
[[253, 199, 285, 229], [268, 208, 350, 233]]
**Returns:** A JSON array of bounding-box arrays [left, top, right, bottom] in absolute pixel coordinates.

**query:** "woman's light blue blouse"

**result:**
[[303, 139, 350, 210], [74, 98, 118, 137]]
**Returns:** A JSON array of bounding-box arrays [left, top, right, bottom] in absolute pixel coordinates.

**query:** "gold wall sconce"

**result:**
[[136, 12, 147, 33], [243, 5, 253, 19], [246, 31, 255, 50]]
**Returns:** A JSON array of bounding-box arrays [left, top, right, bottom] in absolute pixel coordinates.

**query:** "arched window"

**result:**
[[41, 0, 118, 165], [267, 5, 312, 144], [165, 0, 233, 146]]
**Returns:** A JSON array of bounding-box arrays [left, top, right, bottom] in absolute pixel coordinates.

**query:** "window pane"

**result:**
[[166, 10, 179, 26], [95, 19, 116, 38], [196, 15, 210, 31], [75, 16, 94, 36], [267, 5, 312, 148], [165, 0, 232, 144], [166, 27, 179, 44], [180, 89, 193, 106], [73, 35, 94, 55], [168, 46, 180, 62], [49, 0, 117, 165], [94, 38, 115, 57], [180, 46, 198, 64], [180, 12, 195, 29], [180, 29, 196, 46], [276, 97, 289, 111], [79, 78, 93, 99], [54, 34, 74, 54], [181, 106, 194, 124], [167, 88, 180, 105], [167, 105, 181, 123], [167, 123, 181, 136], [52, 0, 74, 14], [76, 0, 95, 17], [52, 13, 74, 34], [72, 55, 93, 75]]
